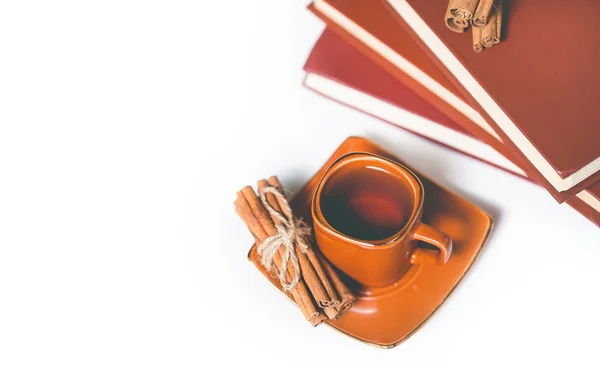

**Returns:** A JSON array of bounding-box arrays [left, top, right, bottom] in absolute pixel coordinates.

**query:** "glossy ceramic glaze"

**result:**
[[247, 137, 493, 348], [312, 153, 452, 288]]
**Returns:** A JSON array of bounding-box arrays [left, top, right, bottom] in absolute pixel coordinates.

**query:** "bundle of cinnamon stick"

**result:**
[[234, 176, 355, 327], [445, 0, 502, 53]]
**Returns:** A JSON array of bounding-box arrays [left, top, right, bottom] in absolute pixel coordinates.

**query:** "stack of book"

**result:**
[[303, 0, 600, 227]]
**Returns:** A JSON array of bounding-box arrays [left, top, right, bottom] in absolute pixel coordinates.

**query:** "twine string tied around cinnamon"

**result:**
[[257, 187, 311, 291]]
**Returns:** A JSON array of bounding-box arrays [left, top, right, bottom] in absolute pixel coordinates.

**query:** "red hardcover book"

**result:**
[[303, 29, 600, 227], [388, 0, 600, 201], [307, 0, 600, 213]]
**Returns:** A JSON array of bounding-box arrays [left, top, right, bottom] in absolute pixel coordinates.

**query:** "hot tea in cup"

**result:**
[[312, 153, 452, 288], [319, 163, 416, 242]]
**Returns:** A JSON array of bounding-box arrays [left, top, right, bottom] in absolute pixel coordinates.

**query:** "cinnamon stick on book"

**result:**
[[472, 1, 502, 52], [472, 0, 494, 28], [473, 26, 483, 53], [482, 0, 502, 48], [445, 0, 479, 33]]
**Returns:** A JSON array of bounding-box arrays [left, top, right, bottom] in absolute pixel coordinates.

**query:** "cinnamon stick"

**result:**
[[236, 178, 356, 325], [258, 179, 331, 309], [445, 2, 467, 33], [323, 306, 339, 320], [449, 0, 479, 20], [269, 176, 355, 319], [241, 186, 298, 285], [298, 251, 333, 308], [472, 26, 483, 53], [235, 191, 268, 241], [310, 313, 327, 327], [266, 176, 341, 308], [306, 250, 340, 307], [319, 255, 355, 317], [295, 289, 320, 322], [237, 188, 298, 284], [445, 0, 478, 33], [235, 188, 320, 323], [241, 187, 276, 237], [472, 0, 494, 28], [481, 0, 501, 48]]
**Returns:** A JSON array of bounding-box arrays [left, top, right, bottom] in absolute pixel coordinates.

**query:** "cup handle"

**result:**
[[410, 223, 452, 265]]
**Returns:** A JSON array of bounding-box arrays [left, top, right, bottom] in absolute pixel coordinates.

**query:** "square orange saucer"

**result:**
[[247, 137, 493, 348]]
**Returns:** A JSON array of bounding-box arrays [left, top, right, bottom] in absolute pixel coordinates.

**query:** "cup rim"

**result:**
[[312, 152, 424, 249]]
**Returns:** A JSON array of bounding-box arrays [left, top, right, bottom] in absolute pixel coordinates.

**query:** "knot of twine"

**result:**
[[257, 187, 311, 291]]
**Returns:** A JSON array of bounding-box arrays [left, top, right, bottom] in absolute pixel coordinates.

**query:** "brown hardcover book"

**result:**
[[387, 0, 600, 200], [307, 0, 600, 212], [303, 29, 600, 227]]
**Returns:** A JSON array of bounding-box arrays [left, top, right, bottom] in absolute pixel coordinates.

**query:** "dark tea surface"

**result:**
[[320, 164, 415, 241]]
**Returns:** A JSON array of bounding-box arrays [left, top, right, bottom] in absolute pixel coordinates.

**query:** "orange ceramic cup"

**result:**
[[312, 153, 452, 288]]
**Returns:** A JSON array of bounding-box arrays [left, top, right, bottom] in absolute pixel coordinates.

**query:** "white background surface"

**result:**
[[0, 1, 599, 367]]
